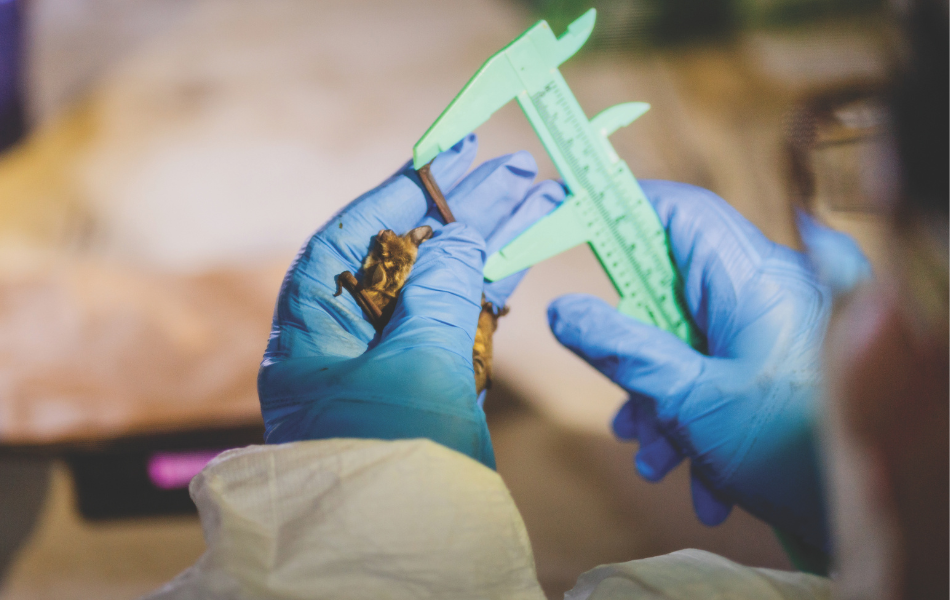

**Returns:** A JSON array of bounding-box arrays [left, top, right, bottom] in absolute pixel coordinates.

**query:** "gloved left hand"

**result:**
[[548, 181, 870, 557], [258, 134, 564, 468]]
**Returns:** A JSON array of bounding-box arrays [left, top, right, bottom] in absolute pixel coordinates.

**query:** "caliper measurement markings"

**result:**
[[532, 84, 678, 329]]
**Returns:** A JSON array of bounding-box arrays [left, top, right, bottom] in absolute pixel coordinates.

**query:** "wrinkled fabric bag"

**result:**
[[565, 549, 830, 600], [143, 439, 546, 600]]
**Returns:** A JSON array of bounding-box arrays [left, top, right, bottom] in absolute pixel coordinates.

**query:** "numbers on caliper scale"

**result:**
[[532, 77, 684, 337], [412, 8, 704, 350]]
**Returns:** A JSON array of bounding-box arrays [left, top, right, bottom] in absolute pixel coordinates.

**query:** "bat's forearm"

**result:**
[[336, 271, 384, 327]]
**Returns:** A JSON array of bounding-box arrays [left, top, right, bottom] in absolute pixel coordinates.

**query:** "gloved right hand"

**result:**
[[259, 134, 565, 469], [548, 181, 869, 557]]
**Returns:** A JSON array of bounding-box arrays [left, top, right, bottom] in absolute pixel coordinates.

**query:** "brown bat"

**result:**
[[335, 164, 507, 395], [335, 226, 433, 326], [472, 298, 508, 394]]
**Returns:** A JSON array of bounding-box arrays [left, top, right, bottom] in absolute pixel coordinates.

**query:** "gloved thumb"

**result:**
[[548, 294, 704, 406], [796, 210, 872, 296], [383, 223, 485, 363]]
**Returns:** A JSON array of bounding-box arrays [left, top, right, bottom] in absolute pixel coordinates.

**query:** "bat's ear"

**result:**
[[406, 225, 433, 246]]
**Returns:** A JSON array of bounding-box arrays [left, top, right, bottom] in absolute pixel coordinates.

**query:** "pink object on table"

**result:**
[[148, 450, 224, 490]]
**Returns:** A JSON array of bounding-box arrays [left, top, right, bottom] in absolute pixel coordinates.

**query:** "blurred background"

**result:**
[[0, 0, 893, 598]]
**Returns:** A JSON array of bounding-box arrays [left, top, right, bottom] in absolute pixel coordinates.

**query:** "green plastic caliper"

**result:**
[[413, 8, 703, 349]]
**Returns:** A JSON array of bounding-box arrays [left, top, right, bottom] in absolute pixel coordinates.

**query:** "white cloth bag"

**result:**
[[144, 438, 546, 600], [564, 549, 830, 600]]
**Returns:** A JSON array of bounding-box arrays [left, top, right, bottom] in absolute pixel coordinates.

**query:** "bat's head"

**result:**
[[369, 226, 433, 278]]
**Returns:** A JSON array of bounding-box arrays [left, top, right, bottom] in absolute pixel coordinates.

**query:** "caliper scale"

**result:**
[[413, 9, 703, 349]]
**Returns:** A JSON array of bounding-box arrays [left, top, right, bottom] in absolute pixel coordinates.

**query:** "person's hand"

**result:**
[[795, 209, 872, 297], [548, 180, 868, 554], [258, 134, 564, 468]]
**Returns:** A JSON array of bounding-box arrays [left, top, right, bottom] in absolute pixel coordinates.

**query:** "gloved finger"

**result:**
[[483, 179, 567, 307], [484, 179, 567, 256], [612, 397, 641, 440], [690, 465, 733, 526], [416, 150, 540, 240], [637, 180, 778, 337], [613, 397, 685, 481], [795, 209, 872, 296], [476, 388, 487, 409], [382, 223, 486, 363], [313, 134, 478, 276], [548, 294, 704, 407], [636, 436, 684, 482], [613, 395, 657, 441]]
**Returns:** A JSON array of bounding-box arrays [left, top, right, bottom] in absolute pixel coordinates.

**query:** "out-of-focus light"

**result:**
[[147, 449, 223, 490]]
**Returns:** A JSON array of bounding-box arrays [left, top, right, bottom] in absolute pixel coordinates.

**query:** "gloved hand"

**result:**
[[259, 134, 565, 469], [548, 180, 869, 555], [795, 209, 872, 297]]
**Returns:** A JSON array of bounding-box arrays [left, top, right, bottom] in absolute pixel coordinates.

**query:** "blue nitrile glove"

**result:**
[[548, 180, 867, 556], [795, 210, 872, 297], [259, 134, 565, 469]]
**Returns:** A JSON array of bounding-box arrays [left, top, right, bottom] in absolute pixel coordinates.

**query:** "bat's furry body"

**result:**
[[472, 299, 507, 394], [336, 227, 431, 325], [335, 227, 504, 394]]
